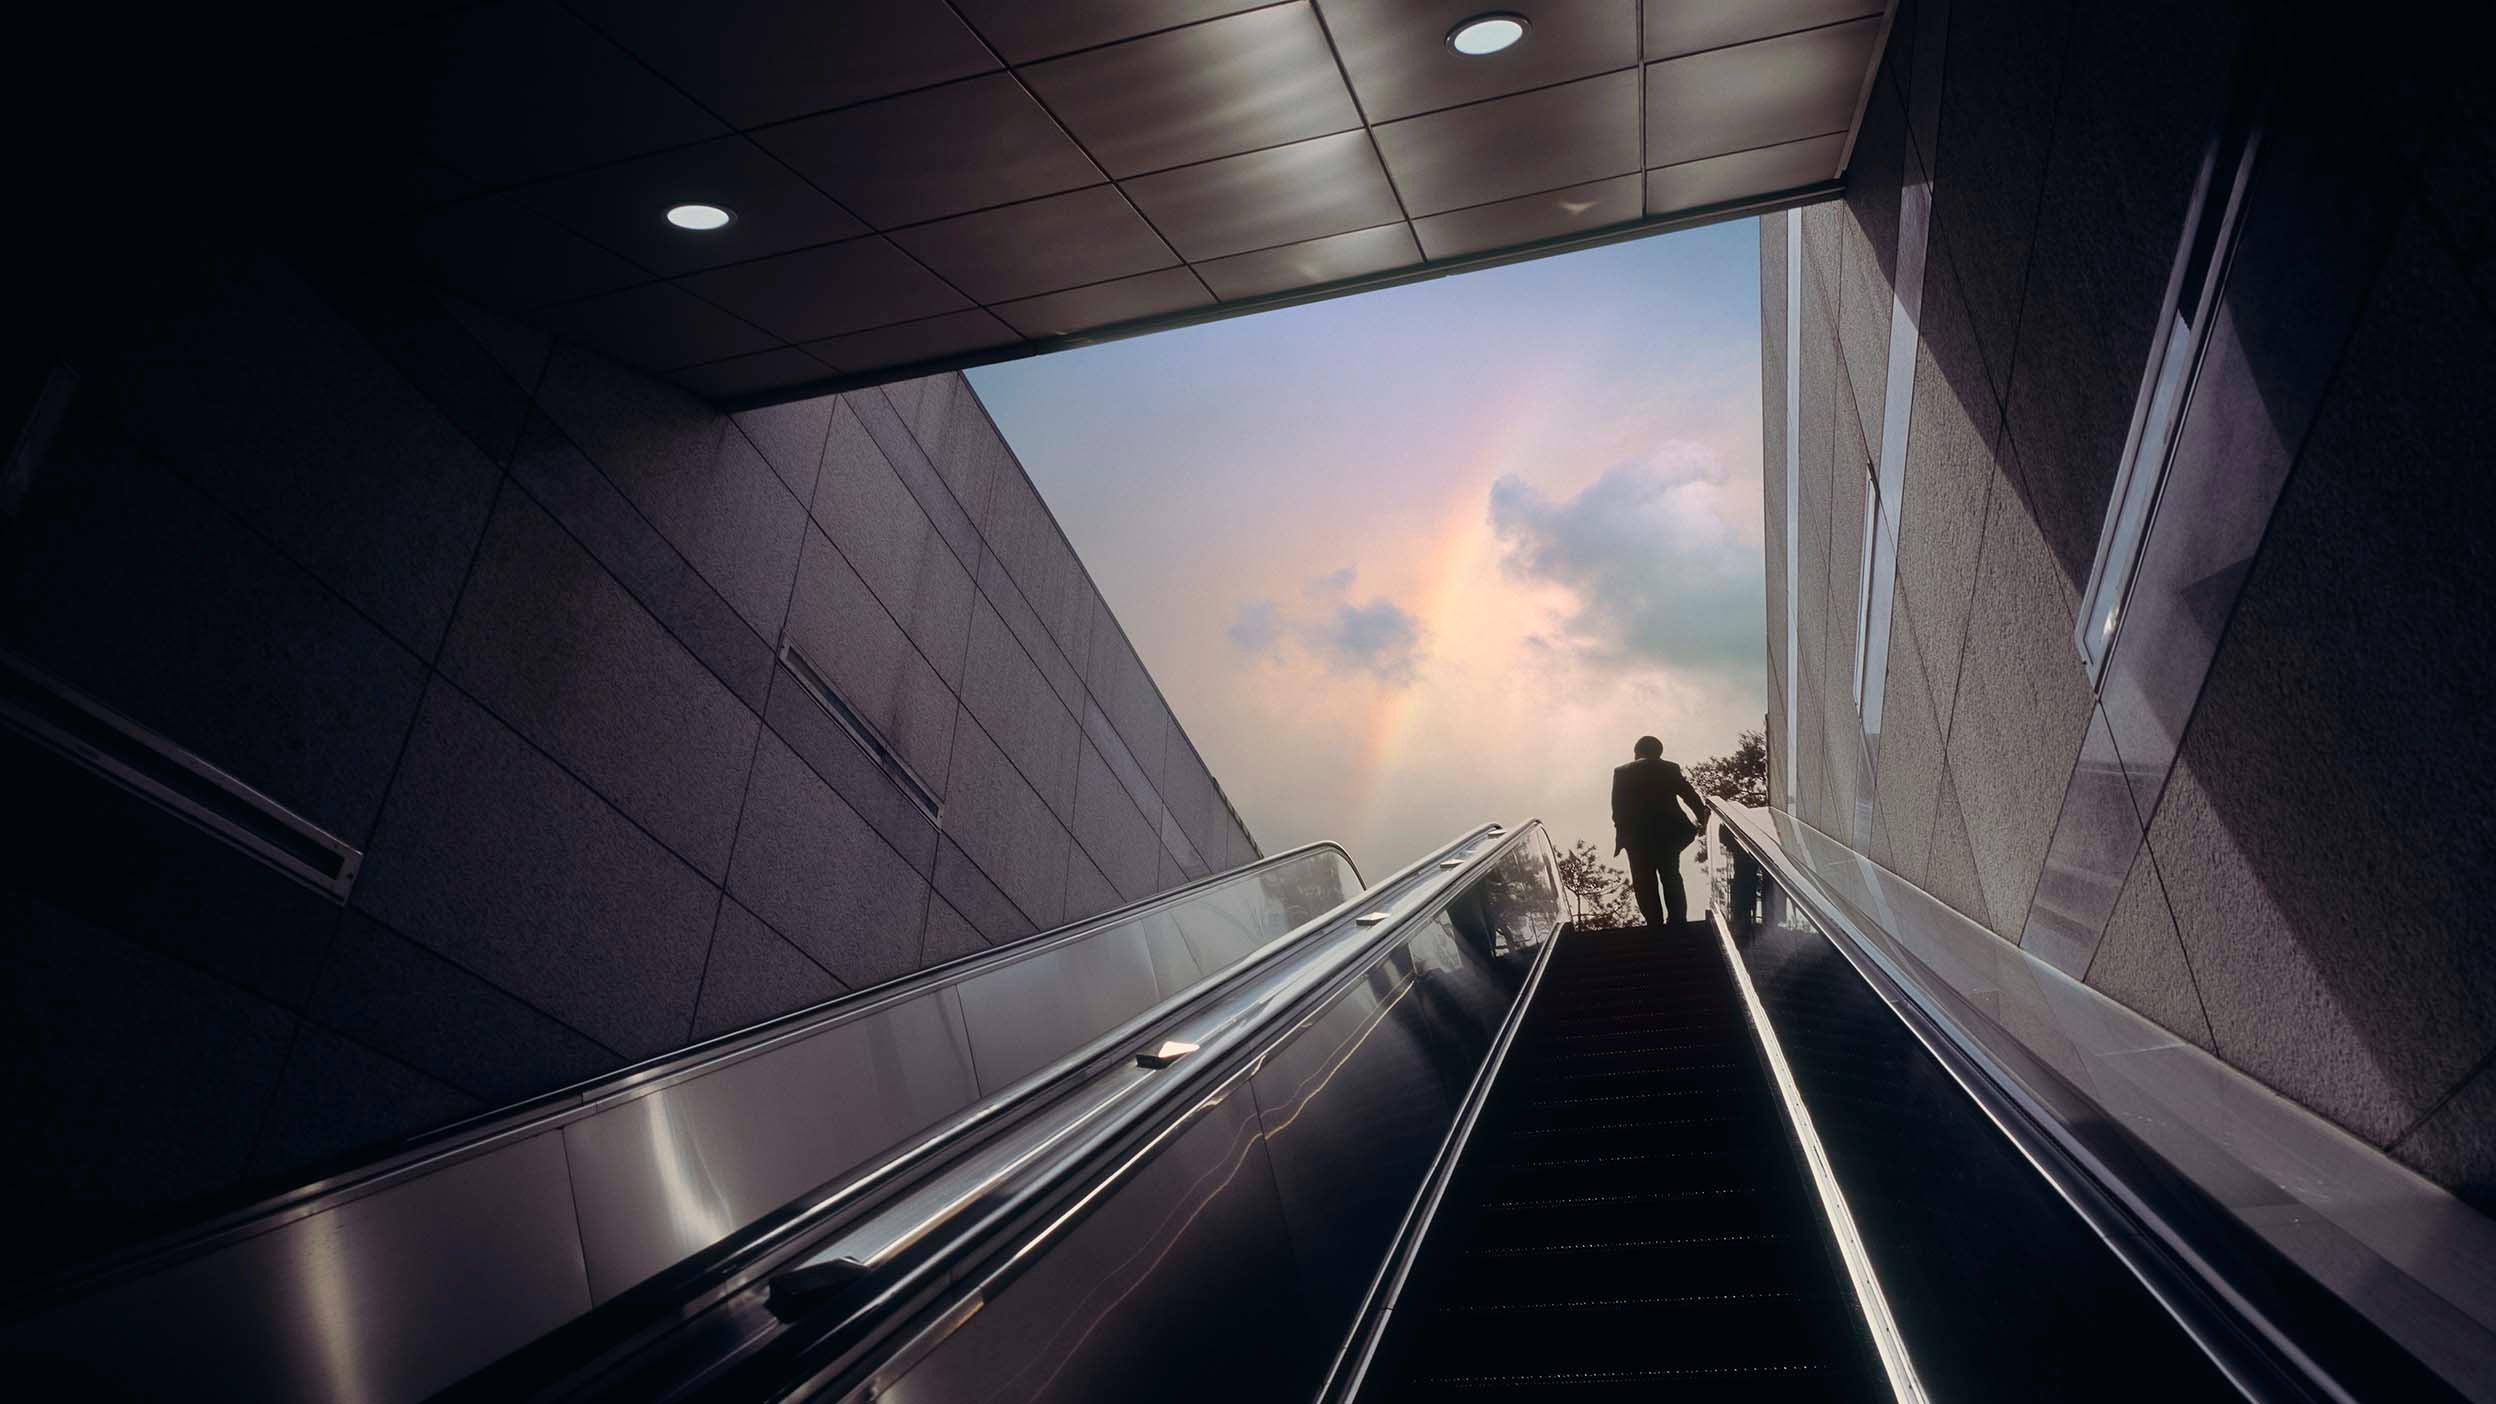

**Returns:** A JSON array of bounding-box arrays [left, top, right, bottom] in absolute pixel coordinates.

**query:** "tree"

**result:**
[[1688, 728, 1768, 809], [1554, 839, 1640, 930]]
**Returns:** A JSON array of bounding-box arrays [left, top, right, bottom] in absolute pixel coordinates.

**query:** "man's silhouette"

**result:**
[[1612, 736, 1708, 929]]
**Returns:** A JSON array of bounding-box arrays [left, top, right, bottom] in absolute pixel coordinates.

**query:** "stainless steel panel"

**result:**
[[1409, 174, 1642, 260], [1176, 871, 1279, 973], [3, 1132, 590, 1404], [1643, 0, 1885, 62], [1644, 131, 1845, 213], [562, 989, 979, 1299], [881, 1089, 1323, 1404], [517, 136, 866, 277], [1021, 4, 1362, 178], [891, 186, 1179, 304], [953, 0, 1276, 64], [2018, 704, 2146, 976], [992, 267, 1211, 340], [1132, 908, 1206, 998], [1249, 941, 1457, 1335], [955, 924, 1163, 1090], [1642, 16, 1881, 167], [1719, 805, 2496, 1399], [755, 74, 1102, 229], [1121, 130, 1404, 262], [1196, 223, 1421, 301], [805, 309, 1020, 376], [676, 236, 970, 343], [1373, 70, 1642, 216], [1327, 0, 1640, 123]]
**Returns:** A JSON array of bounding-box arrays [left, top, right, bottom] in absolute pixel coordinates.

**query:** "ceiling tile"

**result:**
[[669, 347, 839, 400], [993, 268, 1211, 339], [424, 5, 724, 187], [676, 238, 970, 342], [538, 282, 780, 370], [890, 186, 1178, 303], [517, 137, 865, 276], [421, 198, 651, 308], [1409, 174, 1642, 260], [1326, 0, 1640, 123], [1645, 132, 1844, 213], [953, 0, 1276, 63], [1644, 0, 1885, 62], [756, 74, 1100, 229], [1122, 131, 1404, 261], [1373, 69, 1640, 216], [1645, 17, 1881, 167], [576, 0, 998, 127], [806, 310, 1022, 374], [1195, 224, 1421, 301], [1022, 4, 1361, 177]]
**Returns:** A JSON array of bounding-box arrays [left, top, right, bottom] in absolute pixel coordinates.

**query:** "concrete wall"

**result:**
[[1, 254, 1254, 1264], [1764, 0, 2493, 1207]]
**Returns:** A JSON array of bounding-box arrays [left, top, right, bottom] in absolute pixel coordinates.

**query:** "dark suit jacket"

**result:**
[[1612, 757, 1705, 856]]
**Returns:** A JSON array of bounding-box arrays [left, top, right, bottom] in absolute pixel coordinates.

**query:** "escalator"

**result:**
[[10, 812, 2486, 1402], [1349, 922, 1889, 1400]]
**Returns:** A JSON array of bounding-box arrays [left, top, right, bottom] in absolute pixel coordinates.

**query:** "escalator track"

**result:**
[[1359, 922, 1889, 1401]]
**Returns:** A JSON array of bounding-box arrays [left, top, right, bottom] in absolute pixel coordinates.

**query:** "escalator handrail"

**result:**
[[1708, 800, 2329, 1403], [1313, 864, 1569, 1402], [439, 823, 1512, 1401], [624, 821, 1554, 1404], [44, 837, 1365, 1306]]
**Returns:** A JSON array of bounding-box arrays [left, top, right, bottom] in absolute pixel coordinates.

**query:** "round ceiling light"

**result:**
[[665, 203, 735, 231], [1448, 13, 1527, 56]]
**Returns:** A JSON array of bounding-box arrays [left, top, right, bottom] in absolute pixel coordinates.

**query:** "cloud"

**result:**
[[1227, 600, 1283, 656], [1316, 596, 1424, 684], [1225, 567, 1426, 685], [1489, 444, 1765, 675]]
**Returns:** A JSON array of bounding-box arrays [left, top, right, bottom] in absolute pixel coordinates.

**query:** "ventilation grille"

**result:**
[[778, 641, 941, 823], [0, 649, 362, 900]]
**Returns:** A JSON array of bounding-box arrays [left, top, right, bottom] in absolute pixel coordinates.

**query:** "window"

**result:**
[[2076, 105, 2259, 682]]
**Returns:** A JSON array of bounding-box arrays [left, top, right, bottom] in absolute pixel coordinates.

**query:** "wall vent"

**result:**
[[778, 641, 941, 823], [0, 649, 363, 901]]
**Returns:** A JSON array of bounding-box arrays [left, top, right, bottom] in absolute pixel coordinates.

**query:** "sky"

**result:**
[[969, 219, 1765, 891]]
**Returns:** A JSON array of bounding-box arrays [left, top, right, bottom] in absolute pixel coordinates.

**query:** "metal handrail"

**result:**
[[41, 837, 1365, 1307], [441, 823, 1515, 1401], [588, 821, 1550, 1404], [1707, 800, 2328, 1403], [1314, 863, 1569, 1402]]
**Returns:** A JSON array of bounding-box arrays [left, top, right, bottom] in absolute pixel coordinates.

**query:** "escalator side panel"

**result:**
[[1724, 883, 2238, 1400], [872, 835, 1561, 1404], [559, 985, 978, 1299], [879, 1090, 1324, 1404]]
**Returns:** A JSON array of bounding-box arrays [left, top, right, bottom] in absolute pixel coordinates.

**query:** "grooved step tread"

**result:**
[[1361, 922, 1887, 1403]]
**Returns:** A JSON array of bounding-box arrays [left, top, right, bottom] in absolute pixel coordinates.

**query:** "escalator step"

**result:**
[[1361, 923, 1887, 1402]]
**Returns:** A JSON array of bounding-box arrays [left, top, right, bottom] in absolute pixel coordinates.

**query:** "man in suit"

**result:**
[[1612, 736, 1709, 929]]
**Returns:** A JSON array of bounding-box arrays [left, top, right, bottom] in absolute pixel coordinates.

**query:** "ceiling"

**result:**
[[414, 0, 1888, 403]]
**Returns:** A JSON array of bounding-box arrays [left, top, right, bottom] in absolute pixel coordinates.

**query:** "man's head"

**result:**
[[1633, 736, 1663, 760]]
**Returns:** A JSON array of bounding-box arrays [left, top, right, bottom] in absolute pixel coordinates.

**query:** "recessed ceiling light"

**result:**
[[1448, 13, 1527, 56], [665, 203, 734, 231]]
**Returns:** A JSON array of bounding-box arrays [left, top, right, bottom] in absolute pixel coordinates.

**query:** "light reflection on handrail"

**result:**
[[751, 822, 1553, 1403]]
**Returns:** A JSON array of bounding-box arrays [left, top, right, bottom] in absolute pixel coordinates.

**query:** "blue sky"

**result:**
[[972, 219, 1765, 880]]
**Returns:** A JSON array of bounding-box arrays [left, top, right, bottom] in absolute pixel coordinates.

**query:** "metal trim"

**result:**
[[1710, 801, 2336, 1403], [0, 647, 363, 902]]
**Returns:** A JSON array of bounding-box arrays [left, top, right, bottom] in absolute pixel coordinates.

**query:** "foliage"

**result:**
[[1554, 839, 1640, 930], [1687, 728, 1769, 809]]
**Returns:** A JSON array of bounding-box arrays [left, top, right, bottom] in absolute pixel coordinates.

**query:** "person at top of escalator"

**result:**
[[1612, 735, 1708, 930]]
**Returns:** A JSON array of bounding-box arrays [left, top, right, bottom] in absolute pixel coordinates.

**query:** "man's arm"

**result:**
[[1675, 770, 1708, 829]]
